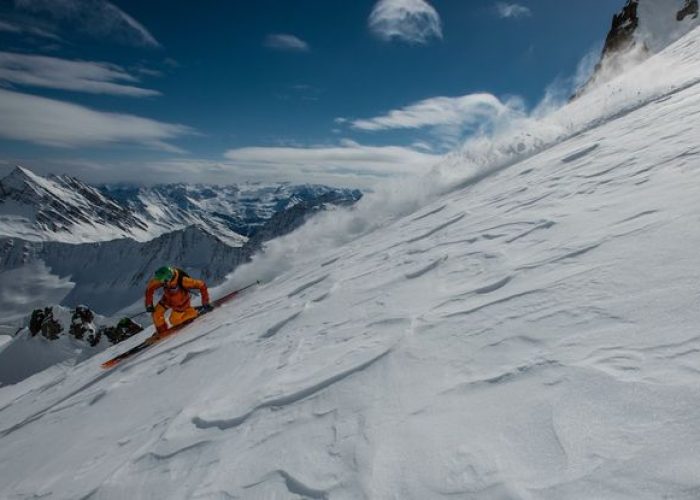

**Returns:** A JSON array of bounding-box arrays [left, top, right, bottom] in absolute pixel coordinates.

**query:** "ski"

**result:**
[[100, 281, 259, 370]]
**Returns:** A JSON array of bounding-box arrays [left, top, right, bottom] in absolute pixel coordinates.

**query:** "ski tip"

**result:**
[[101, 360, 118, 369]]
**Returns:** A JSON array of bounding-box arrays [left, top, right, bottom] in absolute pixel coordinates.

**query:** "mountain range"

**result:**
[[0, 165, 361, 245]]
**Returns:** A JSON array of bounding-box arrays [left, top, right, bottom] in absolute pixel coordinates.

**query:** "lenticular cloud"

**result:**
[[368, 0, 442, 44]]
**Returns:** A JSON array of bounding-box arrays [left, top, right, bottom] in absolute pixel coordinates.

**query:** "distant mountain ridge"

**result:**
[[0, 166, 362, 245], [101, 182, 361, 246]]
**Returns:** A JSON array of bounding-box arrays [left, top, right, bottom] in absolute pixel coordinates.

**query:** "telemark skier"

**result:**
[[145, 266, 212, 336]]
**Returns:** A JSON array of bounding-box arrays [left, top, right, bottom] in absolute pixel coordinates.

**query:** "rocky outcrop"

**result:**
[[677, 0, 698, 21], [574, 0, 699, 99], [602, 0, 642, 57]]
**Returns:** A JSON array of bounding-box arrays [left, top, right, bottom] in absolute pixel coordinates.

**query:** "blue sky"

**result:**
[[0, 0, 622, 187]]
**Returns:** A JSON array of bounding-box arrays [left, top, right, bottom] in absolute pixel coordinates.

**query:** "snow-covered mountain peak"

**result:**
[[0, 165, 150, 243], [1, 165, 43, 191]]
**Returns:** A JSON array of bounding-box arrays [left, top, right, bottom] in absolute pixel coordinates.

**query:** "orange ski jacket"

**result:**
[[145, 269, 210, 312]]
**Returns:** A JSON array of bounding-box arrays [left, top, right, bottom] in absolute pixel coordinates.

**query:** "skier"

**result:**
[[145, 266, 212, 336]]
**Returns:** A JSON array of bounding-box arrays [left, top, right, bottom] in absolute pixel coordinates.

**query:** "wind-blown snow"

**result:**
[[2, 24, 700, 500], [0, 260, 74, 326], [637, 0, 699, 51]]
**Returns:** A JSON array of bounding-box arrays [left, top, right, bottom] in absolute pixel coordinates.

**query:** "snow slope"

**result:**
[[1, 26, 700, 500]]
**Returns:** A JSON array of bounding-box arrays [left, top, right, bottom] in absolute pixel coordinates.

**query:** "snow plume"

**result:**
[[575, 43, 650, 98], [575, 0, 700, 97], [230, 29, 700, 289], [437, 36, 700, 193], [636, 0, 700, 52], [230, 175, 443, 288]]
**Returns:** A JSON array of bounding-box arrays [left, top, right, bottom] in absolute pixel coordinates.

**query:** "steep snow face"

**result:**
[[2, 26, 700, 500]]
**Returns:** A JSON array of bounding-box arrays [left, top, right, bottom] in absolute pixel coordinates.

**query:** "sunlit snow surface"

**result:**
[[2, 28, 700, 500]]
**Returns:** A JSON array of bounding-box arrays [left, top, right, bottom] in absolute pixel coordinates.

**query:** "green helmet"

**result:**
[[154, 266, 175, 282]]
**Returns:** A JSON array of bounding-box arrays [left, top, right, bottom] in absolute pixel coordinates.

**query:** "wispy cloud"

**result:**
[[369, 0, 442, 45], [264, 34, 310, 52], [16, 142, 440, 188], [0, 19, 61, 40], [0, 52, 160, 97], [344, 93, 526, 151], [223, 140, 440, 187], [496, 2, 532, 19], [14, 0, 160, 47], [349, 93, 523, 132], [0, 88, 192, 152]]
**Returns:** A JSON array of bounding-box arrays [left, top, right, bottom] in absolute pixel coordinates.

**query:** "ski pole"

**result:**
[[127, 310, 150, 320], [213, 280, 260, 305]]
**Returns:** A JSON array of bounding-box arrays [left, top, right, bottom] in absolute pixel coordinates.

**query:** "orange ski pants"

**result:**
[[152, 302, 198, 333]]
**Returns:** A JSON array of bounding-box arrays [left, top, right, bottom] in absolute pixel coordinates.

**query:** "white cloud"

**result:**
[[19, 143, 440, 189], [15, 0, 160, 47], [0, 88, 192, 152], [496, 2, 532, 19], [369, 0, 442, 44], [349, 93, 524, 132], [264, 34, 310, 52], [0, 52, 159, 97], [223, 141, 441, 188]]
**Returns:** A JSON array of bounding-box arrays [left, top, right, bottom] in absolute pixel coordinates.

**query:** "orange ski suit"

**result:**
[[145, 269, 210, 334]]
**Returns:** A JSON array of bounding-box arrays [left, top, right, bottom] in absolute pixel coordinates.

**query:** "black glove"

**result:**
[[198, 304, 214, 314], [146, 305, 155, 313]]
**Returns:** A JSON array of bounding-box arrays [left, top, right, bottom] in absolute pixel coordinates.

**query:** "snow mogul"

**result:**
[[145, 266, 212, 336]]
